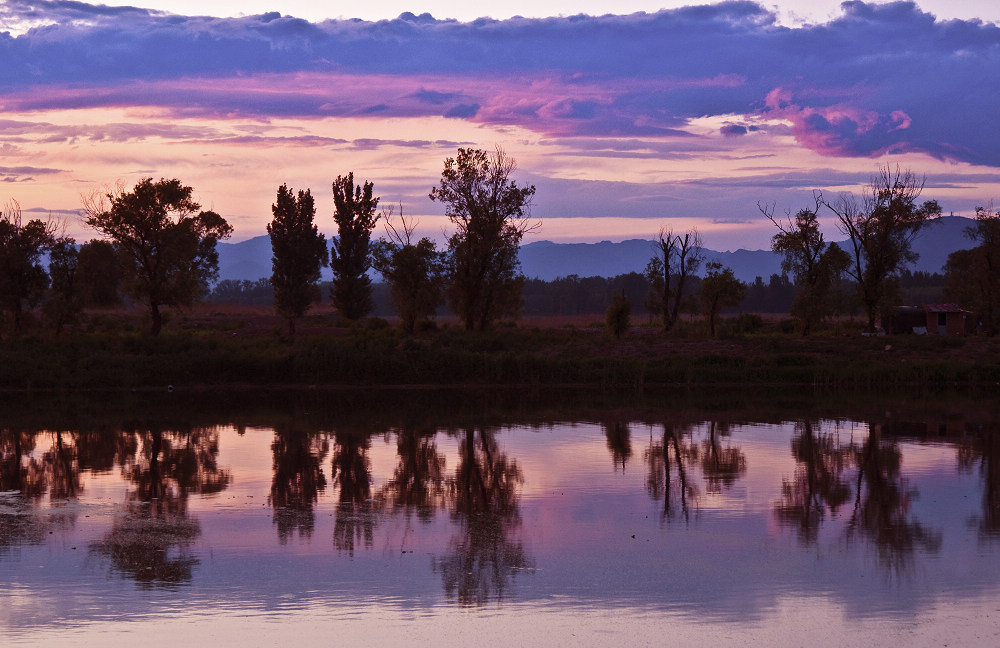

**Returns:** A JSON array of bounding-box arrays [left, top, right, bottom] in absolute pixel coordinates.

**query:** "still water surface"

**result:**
[[2, 390, 999, 646]]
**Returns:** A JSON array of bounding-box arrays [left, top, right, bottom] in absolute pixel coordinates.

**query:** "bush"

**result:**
[[606, 292, 631, 339]]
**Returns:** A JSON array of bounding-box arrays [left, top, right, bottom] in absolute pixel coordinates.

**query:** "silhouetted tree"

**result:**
[[208, 278, 274, 305], [43, 237, 82, 335], [699, 262, 745, 337], [762, 197, 850, 334], [430, 147, 536, 330], [645, 228, 702, 331], [268, 184, 327, 336], [76, 239, 123, 307], [945, 205, 1000, 335], [330, 173, 379, 320], [84, 178, 232, 335], [605, 291, 631, 339], [826, 166, 942, 332], [0, 199, 56, 334], [371, 208, 445, 333]]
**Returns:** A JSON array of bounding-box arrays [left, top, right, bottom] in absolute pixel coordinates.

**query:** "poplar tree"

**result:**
[[330, 173, 379, 321], [268, 184, 327, 336]]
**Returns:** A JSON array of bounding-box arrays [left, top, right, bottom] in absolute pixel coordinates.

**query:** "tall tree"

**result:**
[[371, 207, 445, 334], [945, 205, 1000, 335], [43, 236, 83, 335], [644, 228, 702, 331], [430, 147, 537, 331], [267, 184, 328, 336], [699, 261, 745, 337], [762, 197, 850, 335], [77, 239, 123, 307], [84, 178, 232, 335], [826, 166, 941, 333], [0, 199, 56, 334], [330, 173, 380, 321]]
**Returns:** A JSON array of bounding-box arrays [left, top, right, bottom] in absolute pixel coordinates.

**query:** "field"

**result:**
[[2, 303, 999, 392]]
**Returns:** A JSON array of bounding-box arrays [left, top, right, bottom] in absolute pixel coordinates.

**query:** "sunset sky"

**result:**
[[2, 0, 999, 251]]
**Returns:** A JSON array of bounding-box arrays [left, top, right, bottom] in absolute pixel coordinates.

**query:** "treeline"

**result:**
[[1, 156, 995, 341], [207, 269, 947, 318]]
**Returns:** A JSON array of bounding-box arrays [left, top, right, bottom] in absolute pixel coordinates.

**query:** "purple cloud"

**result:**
[[0, 2, 998, 164]]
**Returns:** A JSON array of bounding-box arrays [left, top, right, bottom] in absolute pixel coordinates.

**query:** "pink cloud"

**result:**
[[762, 87, 914, 158]]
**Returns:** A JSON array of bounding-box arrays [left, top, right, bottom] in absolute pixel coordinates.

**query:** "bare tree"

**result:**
[[0, 199, 57, 334], [761, 194, 850, 335], [825, 165, 941, 333], [645, 227, 702, 331]]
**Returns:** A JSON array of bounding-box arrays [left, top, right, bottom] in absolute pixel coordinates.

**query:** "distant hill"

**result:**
[[216, 216, 976, 284]]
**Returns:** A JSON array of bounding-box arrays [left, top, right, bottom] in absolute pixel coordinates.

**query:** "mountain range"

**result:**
[[217, 216, 976, 284]]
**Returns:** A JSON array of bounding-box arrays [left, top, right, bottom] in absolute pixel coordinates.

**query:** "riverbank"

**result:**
[[3, 306, 998, 391]]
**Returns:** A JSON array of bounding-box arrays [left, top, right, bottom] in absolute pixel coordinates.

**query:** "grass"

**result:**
[[1, 306, 999, 392]]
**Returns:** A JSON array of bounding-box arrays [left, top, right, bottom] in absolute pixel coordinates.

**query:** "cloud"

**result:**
[[0, 164, 63, 182], [0, 2, 998, 164]]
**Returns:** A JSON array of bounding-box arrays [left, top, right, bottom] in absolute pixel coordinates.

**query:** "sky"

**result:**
[[2, 1, 1000, 251]]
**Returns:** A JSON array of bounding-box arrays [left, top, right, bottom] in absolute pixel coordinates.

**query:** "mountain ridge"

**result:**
[[217, 216, 975, 284]]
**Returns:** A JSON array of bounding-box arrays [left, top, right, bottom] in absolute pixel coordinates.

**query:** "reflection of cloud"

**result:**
[[0, 2, 997, 163]]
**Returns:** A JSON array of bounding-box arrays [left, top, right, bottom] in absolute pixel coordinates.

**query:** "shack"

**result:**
[[886, 303, 972, 335]]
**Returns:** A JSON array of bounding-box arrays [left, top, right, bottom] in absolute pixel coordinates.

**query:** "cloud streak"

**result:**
[[0, 1, 997, 164]]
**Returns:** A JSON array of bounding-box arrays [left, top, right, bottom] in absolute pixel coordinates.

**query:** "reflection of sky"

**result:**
[[3, 419, 1000, 645]]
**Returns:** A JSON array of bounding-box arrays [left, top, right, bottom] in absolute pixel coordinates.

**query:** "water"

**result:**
[[2, 389, 1000, 646]]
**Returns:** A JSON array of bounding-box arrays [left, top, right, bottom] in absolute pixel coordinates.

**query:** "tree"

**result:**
[[826, 166, 942, 333], [77, 239, 123, 307], [644, 228, 702, 331], [84, 178, 232, 335], [605, 291, 631, 339], [0, 199, 56, 334], [330, 173, 380, 321], [699, 262, 745, 337], [267, 184, 328, 336], [761, 197, 851, 335], [430, 147, 537, 331], [43, 236, 82, 335], [371, 207, 445, 334], [945, 205, 1000, 335]]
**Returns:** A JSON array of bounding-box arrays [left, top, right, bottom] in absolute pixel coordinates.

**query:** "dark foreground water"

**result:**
[[2, 389, 1000, 646]]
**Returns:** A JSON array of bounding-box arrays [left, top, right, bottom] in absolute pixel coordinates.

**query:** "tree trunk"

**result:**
[[150, 302, 163, 336]]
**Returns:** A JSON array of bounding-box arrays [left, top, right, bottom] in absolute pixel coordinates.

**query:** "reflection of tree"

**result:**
[[775, 420, 941, 568], [1, 428, 81, 551], [958, 423, 1000, 540], [775, 420, 852, 543], [376, 424, 446, 523], [0, 429, 82, 501], [269, 425, 328, 543], [644, 424, 698, 522], [700, 421, 746, 494], [91, 426, 230, 586], [848, 425, 942, 571], [331, 430, 375, 556], [603, 419, 632, 472], [435, 427, 531, 606]]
